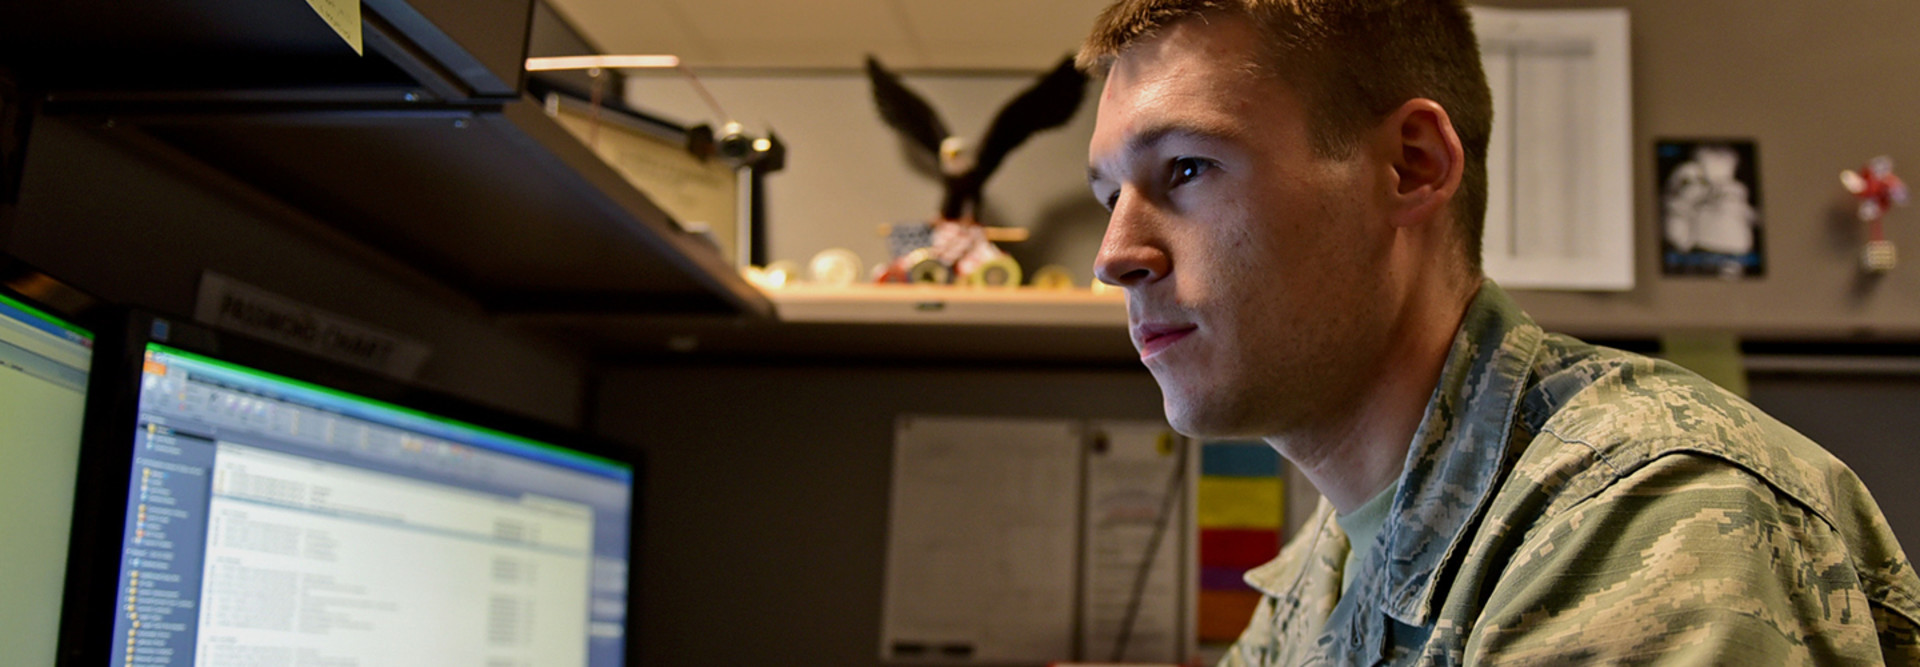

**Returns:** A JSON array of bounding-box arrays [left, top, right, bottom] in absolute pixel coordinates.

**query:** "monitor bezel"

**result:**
[[59, 308, 643, 667], [0, 256, 109, 333]]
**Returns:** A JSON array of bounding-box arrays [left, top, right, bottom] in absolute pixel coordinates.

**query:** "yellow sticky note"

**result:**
[[305, 0, 364, 55], [1198, 477, 1283, 528]]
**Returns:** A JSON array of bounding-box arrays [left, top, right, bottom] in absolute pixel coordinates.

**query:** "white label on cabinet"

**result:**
[[195, 272, 430, 379]]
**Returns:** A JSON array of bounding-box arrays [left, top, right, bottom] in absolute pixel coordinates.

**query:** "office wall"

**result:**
[[625, 0, 1920, 338], [595, 363, 1166, 667], [1482, 0, 1920, 337], [598, 361, 1920, 667], [7, 117, 589, 424]]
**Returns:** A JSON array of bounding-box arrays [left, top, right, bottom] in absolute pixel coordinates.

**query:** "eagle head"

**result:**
[[939, 136, 975, 177]]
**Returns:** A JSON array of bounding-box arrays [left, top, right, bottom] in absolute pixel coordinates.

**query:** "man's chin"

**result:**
[[1161, 397, 1239, 440]]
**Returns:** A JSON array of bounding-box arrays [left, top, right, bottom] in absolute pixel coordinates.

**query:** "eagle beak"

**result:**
[[939, 137, 973, 175]]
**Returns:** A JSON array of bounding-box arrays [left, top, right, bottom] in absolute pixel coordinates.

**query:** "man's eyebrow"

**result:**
[[1087, 122, 1241, 186], [1132, 123, 1237, 154]]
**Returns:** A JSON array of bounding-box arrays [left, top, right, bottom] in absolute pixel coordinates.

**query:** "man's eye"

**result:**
[[1170, 157, 1213, 187], [1103, 190, 1120, 212]]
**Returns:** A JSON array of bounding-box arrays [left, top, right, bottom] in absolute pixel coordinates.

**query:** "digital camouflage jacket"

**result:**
[[1222, 282, 1920, 666]]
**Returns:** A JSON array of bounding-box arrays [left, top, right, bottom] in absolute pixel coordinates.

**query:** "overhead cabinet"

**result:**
[[3, 0, 772, 319], [2, 0, 528, 103]]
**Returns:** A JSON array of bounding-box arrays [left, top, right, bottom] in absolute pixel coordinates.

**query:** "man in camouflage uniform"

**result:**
[[1078, 0, 1920, 663]]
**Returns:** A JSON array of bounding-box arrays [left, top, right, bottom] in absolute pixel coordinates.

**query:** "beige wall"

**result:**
[[626, 69, 1110, 286], [1484, 0, 1920, 338], [628, 1, 1920, 338]]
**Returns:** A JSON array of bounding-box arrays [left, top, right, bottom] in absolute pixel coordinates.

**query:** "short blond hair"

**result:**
[[1080, 0, 1493, 275]]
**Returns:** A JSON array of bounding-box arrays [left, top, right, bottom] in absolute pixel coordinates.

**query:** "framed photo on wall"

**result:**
[[1657, 139, 1765, 278]]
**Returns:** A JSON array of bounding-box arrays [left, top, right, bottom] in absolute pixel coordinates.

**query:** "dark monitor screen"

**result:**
[[0, 282, 95, 667], [98, 321, 633, 667]]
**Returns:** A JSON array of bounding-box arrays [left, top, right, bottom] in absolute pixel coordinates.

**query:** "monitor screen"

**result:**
[[0, 289, 94, 666], [111, 342, 633, 667]]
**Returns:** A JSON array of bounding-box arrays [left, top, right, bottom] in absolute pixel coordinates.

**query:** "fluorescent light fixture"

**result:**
[[526, 55, 682, 71]]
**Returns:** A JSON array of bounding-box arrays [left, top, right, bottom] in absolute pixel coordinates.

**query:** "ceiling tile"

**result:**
[[892, 0, 1112, 64], [917, 40, 1081, 71], [671, 0, 907, 47], [548, 0, 718, 61], [704, 39, 924, 69]]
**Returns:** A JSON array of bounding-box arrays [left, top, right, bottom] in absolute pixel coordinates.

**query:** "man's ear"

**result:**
[[1375, 98, 1465, 230]]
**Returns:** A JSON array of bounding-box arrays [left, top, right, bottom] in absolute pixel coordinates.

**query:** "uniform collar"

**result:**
[[1376, 281, 1543, 626]]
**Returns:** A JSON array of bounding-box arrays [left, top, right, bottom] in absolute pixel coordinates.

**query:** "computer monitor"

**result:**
[[74, 313, 636, 667], [0, 261, 100, 667]]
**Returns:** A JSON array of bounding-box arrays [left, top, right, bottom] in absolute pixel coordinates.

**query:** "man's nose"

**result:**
[[1093, 191, 1170, 288]]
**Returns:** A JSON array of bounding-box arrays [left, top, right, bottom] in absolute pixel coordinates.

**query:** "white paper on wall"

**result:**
[[880, 416, 1084, 663], [879, 417, 1195, 664], [1475, 7, 1635, 291], [1080, 421, 1192, 664]]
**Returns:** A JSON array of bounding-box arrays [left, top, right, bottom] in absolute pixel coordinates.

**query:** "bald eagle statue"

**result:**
[[866, 54, 1089, 223]]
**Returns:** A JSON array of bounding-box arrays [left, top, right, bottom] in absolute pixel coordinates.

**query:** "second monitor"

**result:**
[[72, 313, 637, 667]]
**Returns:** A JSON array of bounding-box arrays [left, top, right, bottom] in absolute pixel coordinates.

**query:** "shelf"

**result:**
[[506, 286, 1138, 365], [768, 284, 1126, 326], [54, 99, 770, 318], [6, 0, 769, 320]]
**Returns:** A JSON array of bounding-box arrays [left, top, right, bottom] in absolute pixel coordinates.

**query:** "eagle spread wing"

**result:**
[[972, 56, 1088, 185], [865, 55, 948, 156]]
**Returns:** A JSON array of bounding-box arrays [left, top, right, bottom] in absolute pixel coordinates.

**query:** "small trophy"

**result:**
[[1841, 156, 1909, 273]]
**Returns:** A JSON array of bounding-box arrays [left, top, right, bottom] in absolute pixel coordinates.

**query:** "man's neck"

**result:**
[[1270, 278, 1481, 514]]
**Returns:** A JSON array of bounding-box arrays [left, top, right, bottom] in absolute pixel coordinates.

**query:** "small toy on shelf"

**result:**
[[761, 260, 803, 288], [1030, 265, 1076, 290], [1842, 155, 1909, 273], [807, 248, 864, 287], [875, 221, 1022, 288]]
